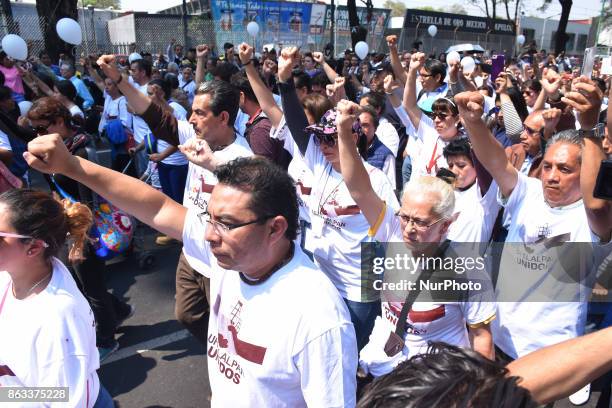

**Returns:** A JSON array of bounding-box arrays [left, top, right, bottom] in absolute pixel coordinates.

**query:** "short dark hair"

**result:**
[[231, 72, 257, 103], [148, 78, 171, 100], [212, 62, 238, 82], [358, 342, 536, 408], [164, 73, 179, 90], [312, 72, 331, 89], [424, 59, 446, 85], [360, 92, 386, 114], [443, 137, 473, 164], [293, 71, 312, 93], [130, 58, 152, 77], [224, 42, 234, 50], [214, 157, 299, 241], [522, 79, 542, 94], [359, 105, 379, 129], [195, 79, 240, 127]]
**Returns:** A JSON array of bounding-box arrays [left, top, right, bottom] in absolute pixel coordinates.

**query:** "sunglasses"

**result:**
[[431, 111, 450, 120], [313, 133, 338, 147], [0, 232, 49, 247], [522, 89, 535, 97], [31, 124, 50, 135]]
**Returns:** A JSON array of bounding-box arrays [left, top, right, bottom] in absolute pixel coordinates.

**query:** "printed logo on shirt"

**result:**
[[0, 364, 15, 378], [384, 303, 446, 336], [187, 171, 216, 210]]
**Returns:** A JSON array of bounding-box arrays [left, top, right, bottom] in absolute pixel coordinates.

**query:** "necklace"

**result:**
[[317, 166, 344, 214], [12, 272, 52, 299]]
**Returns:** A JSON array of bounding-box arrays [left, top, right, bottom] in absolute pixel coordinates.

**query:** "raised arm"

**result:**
[[508, 327, 612, 405], [25, 134, 186, 240], [402, 52, 426, 131], [383, 75, 402, 109], [313, 52, 338, 82], [81, 57, 105, 92], [562, 76, 611, 241], [386, 35, 406, 85], [336, 99, 385, 228], [239, 43, 283, 128], [455, 92, 518, 198], [195, 44, 209, 85], [277, 47, 310, 155], [495, 73, 525, 143]]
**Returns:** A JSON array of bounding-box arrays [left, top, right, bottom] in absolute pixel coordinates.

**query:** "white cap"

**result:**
[[128, 52, 142, 64]]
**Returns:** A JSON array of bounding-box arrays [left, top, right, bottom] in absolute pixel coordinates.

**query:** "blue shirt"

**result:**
[[69, 76, 94, 110]]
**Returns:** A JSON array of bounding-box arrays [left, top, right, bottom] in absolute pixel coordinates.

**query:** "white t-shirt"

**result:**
[[0, 129, 11, 151], [492, 172, 612, 358], [447, 182, 500, 243], [270, 116, 314, 225], [178, 120, 253, 276], [98, 93, 132, 134], [359, 205, 496, 376], [376, 119, 400, 157], [0, 259, 100, 407], [156, 102, 189, 166], [132, 83, 153, 144], [410, 113, 454, 180], [278, 134, 399, 301], [179, 79, 196, 105], [181, 208, 357, 408]]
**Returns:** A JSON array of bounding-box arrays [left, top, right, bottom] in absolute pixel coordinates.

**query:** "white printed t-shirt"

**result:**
[[447, 182, 501, 243], [181, 208, 357, 407], [132, 83, 153, 143], [359, 205, 496, 376], [276, 134, 399, 302], [493, 172, 612, 358], [177, 120, 253, 276], [0, 259, 100, 407]]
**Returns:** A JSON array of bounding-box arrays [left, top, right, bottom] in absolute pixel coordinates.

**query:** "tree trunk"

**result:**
[[554, 0, 573, 55], [0, 0, 19, 35], [35, 0, 78, 62], [347, 0, 367, 49]]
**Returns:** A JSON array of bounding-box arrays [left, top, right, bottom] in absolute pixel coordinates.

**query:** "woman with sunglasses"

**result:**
[[395, 52, 465, 182], [521, 80, 546, 113], [0, 188, 114, 407], [334, 99, 495, 378], [275, 47, 400, 351], [26, 97, 133, 361]]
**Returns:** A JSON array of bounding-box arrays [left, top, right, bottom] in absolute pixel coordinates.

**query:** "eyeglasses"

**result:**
[[198, 211, 275, 236], [395, 213, 445, 231], [419, 72, 433, 78], [0, 232, 49, 247], [522, 89, 535, 97], [523, 124, 543, 136], [31, 124, 50, 135], [313, 133, 338, 147]]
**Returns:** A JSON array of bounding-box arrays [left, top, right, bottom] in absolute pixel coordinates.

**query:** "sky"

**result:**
[[119, 0, 607, 21]]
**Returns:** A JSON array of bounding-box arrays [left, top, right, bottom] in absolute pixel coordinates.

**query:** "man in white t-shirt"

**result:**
[[25, 138, 358, 408], [97, 55, 253, 345], [128, 58, 152, 177], [455, 86, 612, 359]]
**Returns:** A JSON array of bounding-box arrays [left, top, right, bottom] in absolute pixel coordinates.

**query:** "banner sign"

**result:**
[[320, 6, 391, 53], [403, 8, 514, 36]]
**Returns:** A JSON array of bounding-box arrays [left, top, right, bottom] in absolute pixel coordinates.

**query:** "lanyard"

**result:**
[[0, 283, 9, 317], [426, 137, 441, 174]]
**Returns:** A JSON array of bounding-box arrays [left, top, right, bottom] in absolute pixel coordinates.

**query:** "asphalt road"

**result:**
[[27, 143, 609, 408]]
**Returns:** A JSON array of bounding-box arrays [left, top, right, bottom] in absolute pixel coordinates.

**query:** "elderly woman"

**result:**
[[0, 188, 113, 407], [334, 99, 496, 378]]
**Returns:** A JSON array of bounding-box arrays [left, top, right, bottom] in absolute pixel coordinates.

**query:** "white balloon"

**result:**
[[517, 34, 526, 45], [247, 21, 259, 37], [129, 53, 142, 64], [447, 51, 461, 64], [56, 18, 82, 45], [428, 25, 437, 37], [1, 34, 28, 61], [17, 101, 32, 116], [461, 56, 476, 73], [355, 41, 369, 60]]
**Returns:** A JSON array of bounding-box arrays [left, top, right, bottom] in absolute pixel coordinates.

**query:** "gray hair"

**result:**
[[167, 62, 179, 72], [60, 63, 74, 73], [402, 175, 455, 219], [545, 129, 582, 164]]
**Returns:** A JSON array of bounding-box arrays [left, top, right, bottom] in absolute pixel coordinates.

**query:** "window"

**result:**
[[565, 33, 575, 51], [523, 28, 535, 44], [576, 34, 588, 52]]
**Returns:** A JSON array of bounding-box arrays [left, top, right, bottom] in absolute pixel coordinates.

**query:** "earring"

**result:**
[[27, 250, 33, 255]]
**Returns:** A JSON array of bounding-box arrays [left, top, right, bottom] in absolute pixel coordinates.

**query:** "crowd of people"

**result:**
[[0, 33, 611, 407]]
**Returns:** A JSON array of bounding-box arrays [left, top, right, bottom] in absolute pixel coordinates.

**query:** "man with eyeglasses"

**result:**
[[24, 137, 358, 407], [97, 55, 253, 347]]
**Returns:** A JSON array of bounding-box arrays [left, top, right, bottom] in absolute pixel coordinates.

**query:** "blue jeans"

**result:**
[[588, 302, 612, 329], [343, 298, 381, 351], [93, 384, 113, 408], [157, 162, 188, 203], [401, 155, 412, 186], [135, 148, 149, 178]]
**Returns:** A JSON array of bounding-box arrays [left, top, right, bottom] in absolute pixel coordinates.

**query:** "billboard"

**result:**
[[320, 6, 391, 54], [209, 0, 318, 51]]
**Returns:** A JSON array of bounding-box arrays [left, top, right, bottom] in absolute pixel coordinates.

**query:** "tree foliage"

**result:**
[[82, 0, 120, 8], [383, 0, 407, 18]]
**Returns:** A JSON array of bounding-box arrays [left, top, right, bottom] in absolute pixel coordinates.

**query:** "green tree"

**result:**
[[82, 0, 120, 8], [383, 0, 407, 17], [446, 4, 468, 15]]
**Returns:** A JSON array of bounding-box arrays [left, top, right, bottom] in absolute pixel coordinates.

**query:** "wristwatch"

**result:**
[[578, 123, 605, 139]]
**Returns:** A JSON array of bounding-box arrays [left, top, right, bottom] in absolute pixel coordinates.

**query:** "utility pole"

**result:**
[[596, 0, 606, 46], [330, 0, 335, 53], [182, 0, 188, 49]]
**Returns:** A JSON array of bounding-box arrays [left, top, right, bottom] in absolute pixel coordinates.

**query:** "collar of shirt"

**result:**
[[246, 108, 263, 125]]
